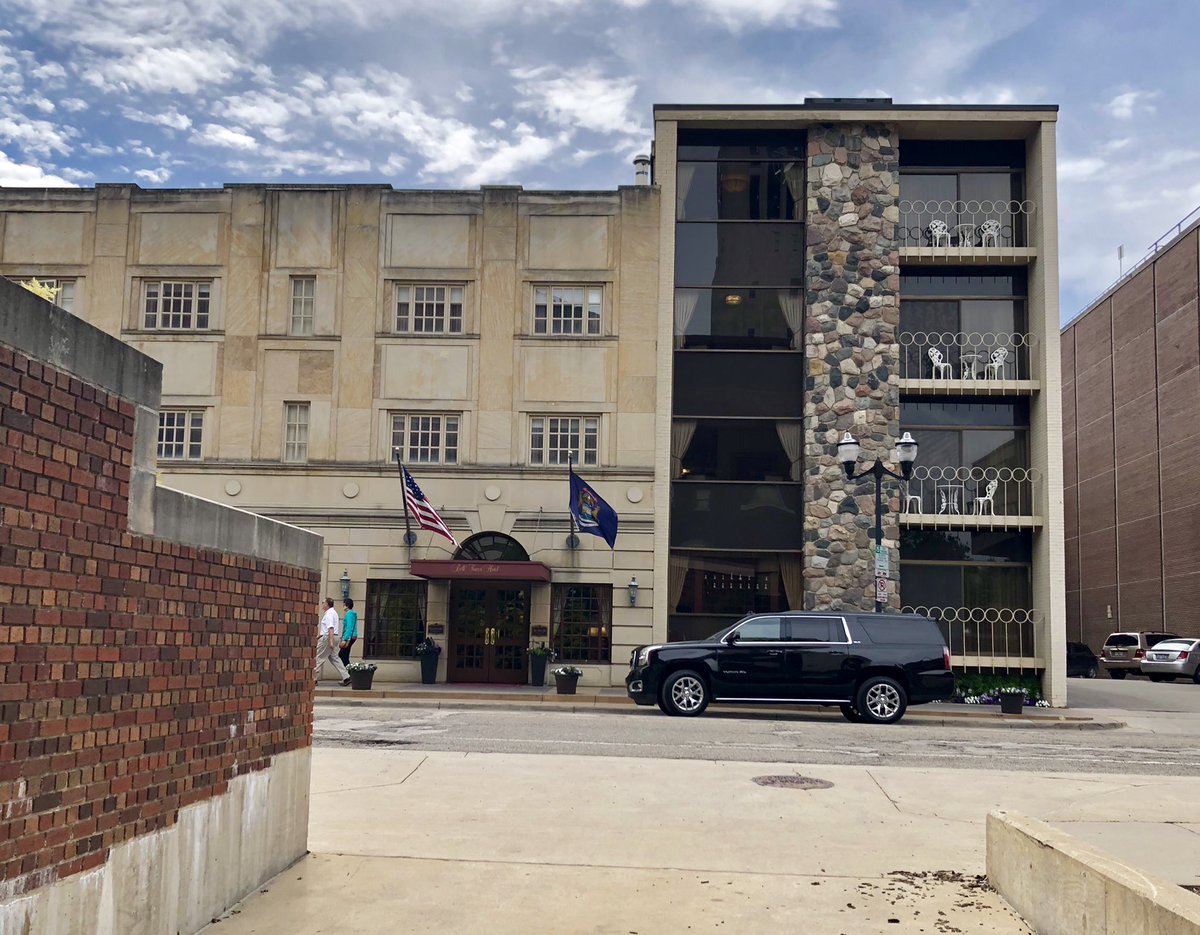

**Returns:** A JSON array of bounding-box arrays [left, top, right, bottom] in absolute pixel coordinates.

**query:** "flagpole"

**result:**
[[566, 451, 579, 550], [394, 447, 416, 546]]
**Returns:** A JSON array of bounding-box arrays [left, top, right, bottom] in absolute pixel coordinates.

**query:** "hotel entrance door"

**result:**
[[447, 585, 529, 684]]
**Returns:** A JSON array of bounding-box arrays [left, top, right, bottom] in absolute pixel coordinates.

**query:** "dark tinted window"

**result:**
[[857, 617, 944, 645], [901, 269, 1027, 297], [675, 223, 807, 287], [901, 529, 1032, 563], [1146, 633, 1178, 646], [902, 398, 1030, 428], [900, 140, 1026, 169], [1105, 634, 1138, 646], [736, 617, 783, 641], [677, 129, 806, 161], [786, 618, 837, 642], [674, 352, 805, 418]]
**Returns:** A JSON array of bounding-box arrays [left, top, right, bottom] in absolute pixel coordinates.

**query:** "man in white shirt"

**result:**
[[315, 598, 351, 685]]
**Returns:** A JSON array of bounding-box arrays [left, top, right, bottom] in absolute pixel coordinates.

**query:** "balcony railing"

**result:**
[[899, 199, 1035, 256], [903, 605, 1042, 670], [901, 465, 1040, 522], [899, 331, 1037, 383]]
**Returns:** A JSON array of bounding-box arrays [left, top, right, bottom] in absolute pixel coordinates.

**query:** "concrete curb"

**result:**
[[314, 689, 1122, 730], [987, 811, 1200, 934]]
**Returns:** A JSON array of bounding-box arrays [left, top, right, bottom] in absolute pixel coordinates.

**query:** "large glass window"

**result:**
[[667, 551, 801, 642], [391, 413, 459, 464], [674, 287, 800, 350], [674, 223, 806, 288], [395, 283, 465, 334], [157, 410, 203, 460], [533, 286, 601, 336], [364, 580, 427, 658], [673, 353, 805, 419], [677, 162, 800, 221], [552, 584, 612, 663], [900, 529, 1032, 611], [143, 280, 211, 330], [675, 419, 798, 481], [530, 416, 598, 466]]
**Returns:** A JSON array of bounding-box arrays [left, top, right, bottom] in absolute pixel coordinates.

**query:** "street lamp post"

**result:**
[[836, 431, 919, 613]]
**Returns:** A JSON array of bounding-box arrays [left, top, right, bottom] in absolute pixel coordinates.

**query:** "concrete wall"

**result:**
[[987, 811, 1200, 935], [0, 277, 322, 934]]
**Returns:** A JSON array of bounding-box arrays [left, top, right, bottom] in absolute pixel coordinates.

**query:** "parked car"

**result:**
[[1139, 638, 1200, 683], [625, 612, 954, 724], [1067, 641, 1099, 678], [1099, 631, 1179, 679]]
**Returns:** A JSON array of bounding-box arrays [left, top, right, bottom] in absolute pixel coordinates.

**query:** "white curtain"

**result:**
[[778, 554, 803, 611], [676, 163, 698, 213], [776, 289, 803, 349], [668, 554, 690, 613], [674, 289, 702, 349], [671, 420, 697, 477], [781, 162, 805, 207], [775, 421, 802, 481]]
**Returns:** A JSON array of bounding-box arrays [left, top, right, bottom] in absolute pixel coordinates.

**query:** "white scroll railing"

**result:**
[[898, 199, 1035, 256], [899, 331, 1037, 382], [901, 465, 1040, 519], [903, 605, 1042, 669]]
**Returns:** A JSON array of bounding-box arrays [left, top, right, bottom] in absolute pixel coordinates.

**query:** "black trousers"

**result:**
[[338, 637, 357, 667]]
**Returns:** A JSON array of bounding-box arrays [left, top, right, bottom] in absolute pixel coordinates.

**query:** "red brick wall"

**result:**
[[0, 343, 318, 898]]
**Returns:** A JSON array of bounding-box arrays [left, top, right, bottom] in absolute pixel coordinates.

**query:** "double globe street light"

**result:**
[[836, 430, 920, 613]]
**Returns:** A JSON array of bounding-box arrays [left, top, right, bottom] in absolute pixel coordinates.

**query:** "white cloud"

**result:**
[[380, 153, 408, 174], [1058, 156, 1107, 182], [671, 0, 838, 30], [134, 166, 171, 184], [59, 97, 87, 112], [191, 123, 259, 150], [30, 61, 66, 81], [514, 65, 642, 136], [1106, 89, 1159, 120], [84, 43, 242, 95], [455, 84, 474, 103], [0, 114, 73, 155], [122, 106, 193, 131], [0, 149, 76, 185]]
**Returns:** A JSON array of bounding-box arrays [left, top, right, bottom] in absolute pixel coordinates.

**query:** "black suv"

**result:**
[[626, 612, 954, 724]]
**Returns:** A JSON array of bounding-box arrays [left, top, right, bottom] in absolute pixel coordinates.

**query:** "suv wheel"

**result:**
[[1085, 664, 1098, 679], [1109, 670, 1127, 680], [839, 704, 865, 723], [855, 676, 908, 725], [660, 670, 710, 717]]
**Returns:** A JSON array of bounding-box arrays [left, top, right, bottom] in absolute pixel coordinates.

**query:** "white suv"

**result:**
[[1099, 631, 1178, 679]]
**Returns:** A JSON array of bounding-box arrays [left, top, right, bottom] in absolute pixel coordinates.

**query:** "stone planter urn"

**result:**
[[999, 691, 1025, 715], [418, 652, 439, 685], [348, 667, 376, 691], [554, 669, 581, 695], [529, 653, 548, 688]]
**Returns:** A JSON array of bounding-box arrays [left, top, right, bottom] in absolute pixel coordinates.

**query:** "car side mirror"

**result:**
[[724, 631, 739, 645]]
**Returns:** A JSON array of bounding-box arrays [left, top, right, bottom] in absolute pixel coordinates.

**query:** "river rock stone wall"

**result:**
[[802, 124, 902, 611]]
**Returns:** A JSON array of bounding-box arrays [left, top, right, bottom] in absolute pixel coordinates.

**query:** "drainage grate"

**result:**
[[752, 774, 834, 790]]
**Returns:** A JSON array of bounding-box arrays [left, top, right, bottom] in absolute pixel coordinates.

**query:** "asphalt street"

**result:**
[[313, 693, 1200, 776], [1067, 671, 1200, 712]]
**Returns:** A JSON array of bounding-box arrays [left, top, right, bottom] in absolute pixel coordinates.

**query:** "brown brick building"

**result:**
[[1061, 213, 1200, 651]]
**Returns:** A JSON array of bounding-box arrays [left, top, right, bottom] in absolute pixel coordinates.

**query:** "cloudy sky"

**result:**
[[1, 0, 1197, 319]]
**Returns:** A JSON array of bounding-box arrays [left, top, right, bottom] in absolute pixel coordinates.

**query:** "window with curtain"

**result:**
[[364, 580, 428, 658], [552, 584, 612, 662]]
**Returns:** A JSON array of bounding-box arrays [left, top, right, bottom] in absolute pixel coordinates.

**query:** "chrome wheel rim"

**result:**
[[864, 683, 901, 719], [670, 676, 705, 712]]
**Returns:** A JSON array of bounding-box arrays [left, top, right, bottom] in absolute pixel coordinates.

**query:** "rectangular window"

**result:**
[[533, 286, 601, 336], [143, 280, 212, 330], [552, 584, 612, 663], [157, 409, 203, 460], [283, 402, 310, 463], [390, 413, 459, 464], [35, 278, 76, 313], [394, 284, 464, 334], [529, 415, 598, 466], [290, 276, 315, 335], [365, 579, 428, 658]]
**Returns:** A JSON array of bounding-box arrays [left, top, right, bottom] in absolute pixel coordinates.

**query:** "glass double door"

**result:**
[[448, 585, 529, 684]]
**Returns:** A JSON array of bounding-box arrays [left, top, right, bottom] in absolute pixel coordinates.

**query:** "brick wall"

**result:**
[[0, 340, 318, 900]]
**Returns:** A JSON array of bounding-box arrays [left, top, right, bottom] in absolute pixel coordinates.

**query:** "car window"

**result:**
[[1105, 634, 1138, 647], [858, 617, 943, 645], [735, 618, 783, 641], [1150, 640, 1191, 651], [1147, 633, 1177, 646], [786, 619, 836, 642]]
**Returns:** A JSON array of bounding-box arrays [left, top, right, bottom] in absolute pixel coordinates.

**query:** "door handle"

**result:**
[[766, 650, 782, 656]]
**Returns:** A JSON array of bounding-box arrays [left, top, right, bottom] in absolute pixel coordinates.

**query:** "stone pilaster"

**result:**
[[802, 124, 902, 611]]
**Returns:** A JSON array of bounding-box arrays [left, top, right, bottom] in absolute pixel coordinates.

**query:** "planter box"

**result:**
[[418, 653, 439, 685], [999, 692, 1025, 714], [349, 668, 376, 691], [530, 654, 547, 687], [554, 673, 580, 695]]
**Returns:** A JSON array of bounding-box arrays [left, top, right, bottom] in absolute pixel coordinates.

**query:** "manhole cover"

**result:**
[[752, 774, 833, 790]]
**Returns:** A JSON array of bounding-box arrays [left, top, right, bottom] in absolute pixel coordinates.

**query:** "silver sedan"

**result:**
[[1140, 638, 1200, 683]]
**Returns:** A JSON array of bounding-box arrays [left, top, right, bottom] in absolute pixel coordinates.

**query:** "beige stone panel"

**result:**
[[308, 400, 333, 460], [2, 212, 88, 263], [133, 340, 218, 396], [298, 350, 335, 395], [223, 266, 262, 336], [616, 412, 656, 468], [617, 374, 656, 415], [136, 212, 221, 265], [262, 349, 301, 397], [338, 339, 375, 410], [521, 344, 611, 403], [94, 222, 129, 259], [476, 410, 513, 464], [335, 408, 372, 462], [340, 294, 375, 341], [617, 339, 657, 381], [276, 191, 335, 268], [88, 257, 130, 336], [218, 406, 253, 459], [528, 216, 609, 269], [380, 344, 472, 400], [386, 214, 471, 268]]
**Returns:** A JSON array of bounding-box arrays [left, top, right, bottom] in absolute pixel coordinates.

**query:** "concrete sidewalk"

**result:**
[[316, 681, 1122, 729], [202, 748, 1200, 934]]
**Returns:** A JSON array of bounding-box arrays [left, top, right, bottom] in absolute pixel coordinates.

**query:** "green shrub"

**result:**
[[953, 672, 1043, 702]]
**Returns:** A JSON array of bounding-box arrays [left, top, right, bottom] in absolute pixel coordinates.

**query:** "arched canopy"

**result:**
[[454, 532, 530, 562]]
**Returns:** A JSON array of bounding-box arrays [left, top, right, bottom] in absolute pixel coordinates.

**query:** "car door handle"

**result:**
[[766, 650, 782, 656]]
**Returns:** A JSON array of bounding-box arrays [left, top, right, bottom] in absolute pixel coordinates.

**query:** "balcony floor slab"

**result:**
[[900, 514, 1043, 530], [899, 247, 1037, 265], [899, 378, 1040, 395]]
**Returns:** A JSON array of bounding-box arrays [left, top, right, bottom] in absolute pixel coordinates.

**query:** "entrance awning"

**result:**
[[409, 559, 552, 582]]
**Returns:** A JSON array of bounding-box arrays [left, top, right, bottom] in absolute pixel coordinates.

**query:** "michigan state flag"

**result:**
[[568, 467, 618, 549]]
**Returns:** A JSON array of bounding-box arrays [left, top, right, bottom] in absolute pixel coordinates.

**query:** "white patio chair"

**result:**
[[984, 346, 1009, 379], [978, 219, 1002, 247], [926, 220, 950, 247], [974, 479, 999, 515], [928, 347, 954, 379], [904, 485, 923, 514]]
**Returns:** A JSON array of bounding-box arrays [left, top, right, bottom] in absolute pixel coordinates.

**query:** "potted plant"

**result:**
[[527, 643, 555, 687], [998, 686, 1026, 714], [553, 665, 583, 695], [346, 662, 377, 691], [415, 637, 441, 685]]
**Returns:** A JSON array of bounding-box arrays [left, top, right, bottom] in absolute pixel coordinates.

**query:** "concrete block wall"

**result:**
[[0, 278, 322, 933]]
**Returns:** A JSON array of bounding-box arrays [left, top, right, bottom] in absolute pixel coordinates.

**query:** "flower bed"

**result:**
[[952, 673, 1049, 707]]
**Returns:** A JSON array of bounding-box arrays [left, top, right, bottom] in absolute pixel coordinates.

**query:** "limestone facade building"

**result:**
[[0, 98, 1067, 699]]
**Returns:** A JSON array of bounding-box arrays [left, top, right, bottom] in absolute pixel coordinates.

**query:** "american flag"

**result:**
[[402, 466, 458, 547]]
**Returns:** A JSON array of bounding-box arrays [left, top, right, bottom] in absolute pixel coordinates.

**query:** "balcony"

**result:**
[[900, 465, 1042, 530], [898, 200, 1036, 264], [899, 330, 1038, 393], [902, 605, 1043, 670]]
